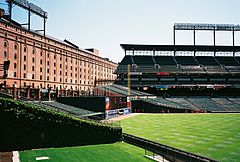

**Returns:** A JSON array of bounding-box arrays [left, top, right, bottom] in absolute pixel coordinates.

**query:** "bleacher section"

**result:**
[[140, 97, 240, 112], [28, 101, 99, 117], [116, 55, 240, 74], [175, 56, 198, 65], [101, 84, 153, 96], [211, 98, 240, 111], [187, 98, 227, 112]]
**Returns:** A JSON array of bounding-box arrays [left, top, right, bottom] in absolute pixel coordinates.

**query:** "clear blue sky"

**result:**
[[1, 0, 240, 62]]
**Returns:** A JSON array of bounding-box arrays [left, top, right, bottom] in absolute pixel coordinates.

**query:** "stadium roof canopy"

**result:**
[[120, 44, 240, 52]]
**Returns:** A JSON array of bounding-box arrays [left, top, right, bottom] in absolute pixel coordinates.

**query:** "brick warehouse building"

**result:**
[[0, 19, 117, 92]]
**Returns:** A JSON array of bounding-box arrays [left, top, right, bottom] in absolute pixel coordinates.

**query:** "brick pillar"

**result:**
[[65, 89, 67, 97], [48, 87, 52, 101], [26, 86, 31, 99], [56, 87, 59, 98], [37, 88, 41, 100]]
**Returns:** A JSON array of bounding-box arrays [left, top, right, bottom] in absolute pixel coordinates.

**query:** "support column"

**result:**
[[37, 87, 41, 100], [26, 86, 31, 99], [48, 87, 51, 101], [8, 1, 12, 20], [12, 86, 17, 100], [193, 27, 196, 46], [56, 87, 59, 98], [233, 28, 235, 57], [28, 8, 31, 31], [173, 26, 176, 46], [213, 27, 216, 57], [64, 89, 67, 97], [44, 16, 46, 37], [193, 27, 196, 57]]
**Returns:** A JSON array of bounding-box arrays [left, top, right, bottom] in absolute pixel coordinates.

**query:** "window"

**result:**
[[60, 71, 62, 75], [40, 75, 42, 80], [54, 62, 56, 67], [47, 69, 49, 73], [4, 51, 7, 58], [71, 66, 72, 70], [32, 58, 34, 63], [40, 51, 42, 56], [24, 55, 26, 61], [54, 70, 56, 74], [65, 72, 67, 76], [47, 53, 50, 58], [24, 47, 26, 52], [54, 77, 56, 81], [24, 73, 26, 78], [14, 44, 17, 50], [14, 72, 16, 77], [40, 67, 42, 72], [60, 64, 62, 68], [65, 78, 67, 82], [40, 59, 42, 64], [14, 63, 17, 69], [24, 64, 26, 70], [32, 74, 35, 79], [32, 66, 34, 71], [47, 61, 49, 66], [54, 54, 56, 59], [60, 78, 62, 82], [32, 49, 35, 54], [14, 53, 17, 59], [32, 83, 34, 88], [47, 76, 49, 80], [4, 42, 7, 48]]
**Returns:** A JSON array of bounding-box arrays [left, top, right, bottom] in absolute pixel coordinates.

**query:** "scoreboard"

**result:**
[[105, 96, 131, 119]]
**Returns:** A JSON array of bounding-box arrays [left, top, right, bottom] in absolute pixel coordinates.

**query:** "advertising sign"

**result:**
[[105, 97, 110, 110]]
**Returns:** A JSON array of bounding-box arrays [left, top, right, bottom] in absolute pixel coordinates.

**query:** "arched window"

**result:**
[[4, 41, 7, 48]]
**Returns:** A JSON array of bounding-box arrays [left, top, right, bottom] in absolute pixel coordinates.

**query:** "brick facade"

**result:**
[[0, 20, 117, 91]]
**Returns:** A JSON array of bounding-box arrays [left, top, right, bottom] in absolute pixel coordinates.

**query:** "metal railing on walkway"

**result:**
[[122, 133, 218, 162]]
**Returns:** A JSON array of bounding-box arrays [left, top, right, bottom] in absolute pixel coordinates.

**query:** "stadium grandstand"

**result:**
[[111, 23, 240, 113]]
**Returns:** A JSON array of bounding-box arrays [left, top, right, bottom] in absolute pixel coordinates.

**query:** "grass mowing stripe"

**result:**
[[121, 114, 240, 162], [20, 142, 152, 162]]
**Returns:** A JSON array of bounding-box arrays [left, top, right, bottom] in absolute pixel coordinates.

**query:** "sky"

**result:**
[[1, 0, 240, 63]]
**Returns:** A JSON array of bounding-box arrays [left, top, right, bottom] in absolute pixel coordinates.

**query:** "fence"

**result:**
[[122, 133, 218, 162]]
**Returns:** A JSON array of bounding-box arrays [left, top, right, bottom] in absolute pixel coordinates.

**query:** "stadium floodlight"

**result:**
[[174, 23, 240, 31], [6, 0, 47, 18]]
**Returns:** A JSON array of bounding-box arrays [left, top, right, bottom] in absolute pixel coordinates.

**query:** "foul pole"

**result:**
[[127, 64, 131, 96]]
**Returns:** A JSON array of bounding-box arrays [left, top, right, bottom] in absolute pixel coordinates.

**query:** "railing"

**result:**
[[122, 133, 219, 162]]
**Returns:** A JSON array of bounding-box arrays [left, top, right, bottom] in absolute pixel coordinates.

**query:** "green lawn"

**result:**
[[121, 113, 240, 162], [20, 142, 152, 162]]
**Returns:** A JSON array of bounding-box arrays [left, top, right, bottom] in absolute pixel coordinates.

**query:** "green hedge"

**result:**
[[0, 98, 122, 151]]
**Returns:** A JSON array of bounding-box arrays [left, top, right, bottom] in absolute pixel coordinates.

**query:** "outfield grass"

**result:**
[[121, 113, 240, 162], [20, 142, 152, 162]]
